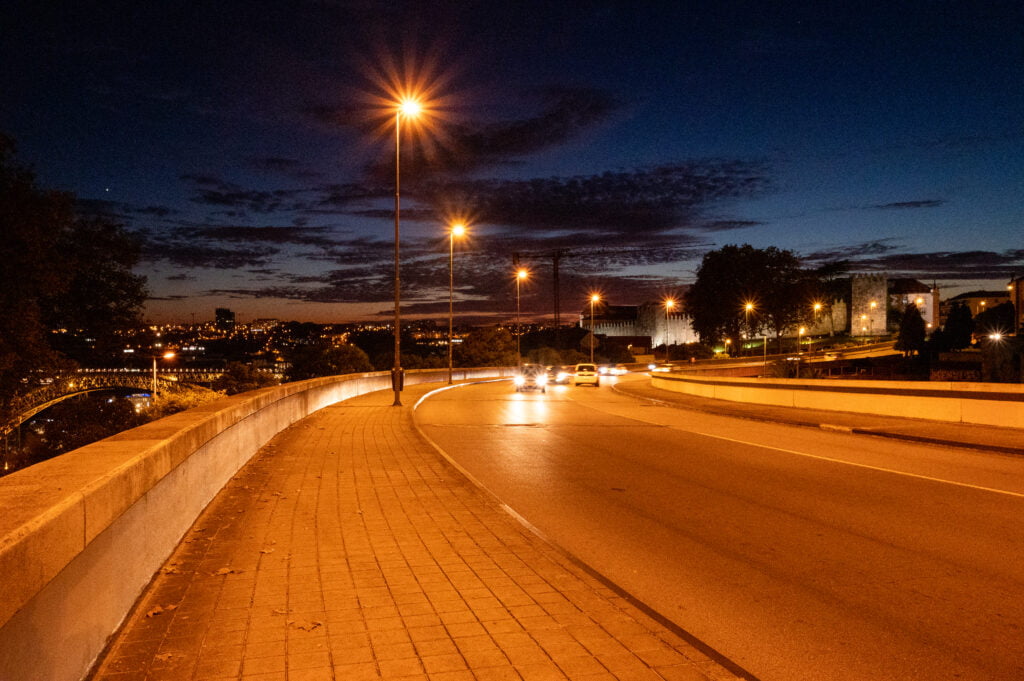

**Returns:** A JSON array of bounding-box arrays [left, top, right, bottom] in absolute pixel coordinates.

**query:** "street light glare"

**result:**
[[517, 268, 528, 280], [163, 351, 176, 360], [745, 302, 754, 312], [399, 98, 422, 117], [591, 294, 600, 303], [451, 223, 466, 238]]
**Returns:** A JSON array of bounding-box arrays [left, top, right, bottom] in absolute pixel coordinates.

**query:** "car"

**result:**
[[546, 365, 573, 384], [573, 363, 600, 387], [514, 364, 548, 393]]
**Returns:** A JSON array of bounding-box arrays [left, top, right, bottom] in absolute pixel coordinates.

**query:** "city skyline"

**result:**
[[3, 1, 1021, 323]]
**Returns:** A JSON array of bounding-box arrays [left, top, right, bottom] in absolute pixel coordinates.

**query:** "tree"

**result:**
[[454, 327, 517, 367], [974, 302, 1015, 337], [0, 135, 147, 420], [285, 343, 373, 382], [686, 244, 807, 350], [894, 305, 926, 356], [212, 362, 280, 395], [944, 302, 974, 350]]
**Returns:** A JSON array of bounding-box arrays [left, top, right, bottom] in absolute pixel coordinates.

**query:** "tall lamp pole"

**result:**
[[151, 351, 175, 401], [391, 98, 421, 407], [589, 294, 600, 363], [664, 298, 675, 359], [516, 268, 528, 365], [447, 223, 466, 384]]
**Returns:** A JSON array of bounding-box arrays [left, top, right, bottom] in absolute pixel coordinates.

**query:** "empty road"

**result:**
[[415, 374, 1024, 681]]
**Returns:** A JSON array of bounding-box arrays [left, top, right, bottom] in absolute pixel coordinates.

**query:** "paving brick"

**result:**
[[87, 385, 740, 681]]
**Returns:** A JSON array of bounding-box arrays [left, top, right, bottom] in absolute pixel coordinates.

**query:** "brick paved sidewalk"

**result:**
[[89, 385, 741, 681]]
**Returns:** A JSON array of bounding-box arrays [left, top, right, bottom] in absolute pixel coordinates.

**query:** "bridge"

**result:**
[[0, 366, 1021, 681], [1, 368, 229, 437]]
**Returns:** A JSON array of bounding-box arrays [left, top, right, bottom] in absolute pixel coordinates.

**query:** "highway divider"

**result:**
[[650, 373, 1024, 428]]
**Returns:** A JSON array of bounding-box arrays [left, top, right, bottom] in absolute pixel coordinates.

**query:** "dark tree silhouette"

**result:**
[[0, 134, 147, 420], [895, 305, 926, 356]]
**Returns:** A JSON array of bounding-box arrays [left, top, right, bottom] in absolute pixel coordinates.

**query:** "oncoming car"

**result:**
[[573, 363, 600, 387], [514, 364, 548, 393]]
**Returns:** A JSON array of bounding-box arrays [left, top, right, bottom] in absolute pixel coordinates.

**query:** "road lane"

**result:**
[[415, 377, 1024, 681]]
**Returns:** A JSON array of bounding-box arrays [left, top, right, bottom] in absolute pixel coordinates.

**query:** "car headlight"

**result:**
[[514, 376, 525, 386], [537, 375, 548, 385], [557, 372, 569, 382]]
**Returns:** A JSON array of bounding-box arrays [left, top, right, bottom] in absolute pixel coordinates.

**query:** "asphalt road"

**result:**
[[415, 374, 1024, 681]]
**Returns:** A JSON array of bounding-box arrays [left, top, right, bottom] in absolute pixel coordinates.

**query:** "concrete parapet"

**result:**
[[650, 373, 1024, 428], [0, 368, 509, 681]]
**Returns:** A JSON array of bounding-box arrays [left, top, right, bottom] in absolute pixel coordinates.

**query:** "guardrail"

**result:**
[[650, 372, 1024, 428], [0, 368, 510, 681]]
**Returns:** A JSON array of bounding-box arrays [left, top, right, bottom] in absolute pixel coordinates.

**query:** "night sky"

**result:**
[[3, 1, 1022, 323]]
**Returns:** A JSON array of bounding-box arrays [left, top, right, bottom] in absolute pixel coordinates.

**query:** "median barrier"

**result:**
[[650, 373, 1024, 428], [0, 368, 510, 681]]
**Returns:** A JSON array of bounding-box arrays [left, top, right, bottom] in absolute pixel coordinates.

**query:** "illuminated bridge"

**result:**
[[1, 368, 230, 437]]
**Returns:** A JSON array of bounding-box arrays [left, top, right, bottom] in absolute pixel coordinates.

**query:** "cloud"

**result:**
[[804, 242, 1024, 281], [315, 87, 623, 178], [874, 199, 945, 210], [180, 174, 313, 214], [421, 160, 771, 234]]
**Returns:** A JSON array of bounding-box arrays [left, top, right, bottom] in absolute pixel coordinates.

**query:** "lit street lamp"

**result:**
[[151, 351, 175, 400], [447, 222, 466, 384], [391, 97, 422, 407], [744, 301, 755, 356], [590, 294, 600, 363], [516, 268, 528, 365], [664, 298, 676, 358]]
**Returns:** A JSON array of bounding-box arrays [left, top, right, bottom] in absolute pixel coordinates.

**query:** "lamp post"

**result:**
[[664, 298, 676, 359], [798, 326, 806, 354], [447, 222, 466, 384], [869, 300, 878, 339], [151, 351, 175, 401], [744, 301, 755, 356], [391, 97, 422, 407], [589, 294, 600, 363], [516, 268, 528, 365]]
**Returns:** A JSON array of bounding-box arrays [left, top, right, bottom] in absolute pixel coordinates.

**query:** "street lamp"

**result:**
[[743, 301, 755, 356], [589, 293, 600, 363], [391, 96, 422, 407], [515, 268, 528, 365], [151, 351, 175, 400], [798, 326, 806, 354], [664, 298, 676, 358], [447, 222, 466, 384]]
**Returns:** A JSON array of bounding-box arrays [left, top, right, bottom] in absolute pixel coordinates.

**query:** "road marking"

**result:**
[[689, 430, 1024, 499]]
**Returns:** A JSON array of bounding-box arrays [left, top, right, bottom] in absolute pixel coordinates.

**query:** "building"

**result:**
[[215, 307, 236, 333], [1010, 276, 1023, 334], [578, 301, 699, 350], [940, 290, 1011, 322], [888, 278, 939, 330]]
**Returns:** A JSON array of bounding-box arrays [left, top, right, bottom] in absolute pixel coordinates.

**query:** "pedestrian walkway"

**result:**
[[615, 376, 1024, 456], [89, 384, 741, 681]]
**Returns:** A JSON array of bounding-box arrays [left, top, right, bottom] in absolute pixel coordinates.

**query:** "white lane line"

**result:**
[[686, 429, 1024, 499]]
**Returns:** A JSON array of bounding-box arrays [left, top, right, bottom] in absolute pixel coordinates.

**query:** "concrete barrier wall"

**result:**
[[0, 368, 509, 681], [650, 373, 1024, 427]]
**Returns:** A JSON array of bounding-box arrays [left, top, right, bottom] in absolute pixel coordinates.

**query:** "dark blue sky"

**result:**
[[3, 1, 1022, 323]]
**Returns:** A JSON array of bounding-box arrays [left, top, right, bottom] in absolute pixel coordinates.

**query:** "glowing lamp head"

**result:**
[[163, 351, 176, 360], [398, 98, 422, 118], [745, 302, 754, 312], [666, 299, 676, 310], [451, 223, 466, 238], [516, 268, 528, 281], [590, 294, 600, 304], [813, 302, 822, 311]]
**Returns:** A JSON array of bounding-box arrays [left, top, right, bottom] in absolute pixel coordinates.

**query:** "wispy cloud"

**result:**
[[873, 199, 945, 210]]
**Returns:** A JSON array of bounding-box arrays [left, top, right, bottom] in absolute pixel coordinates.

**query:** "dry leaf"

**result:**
[[145, 604, 177, 618], [213, 567, 241, 576]]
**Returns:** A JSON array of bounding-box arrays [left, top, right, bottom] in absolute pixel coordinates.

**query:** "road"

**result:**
[[415, 374, 1024, 681]]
